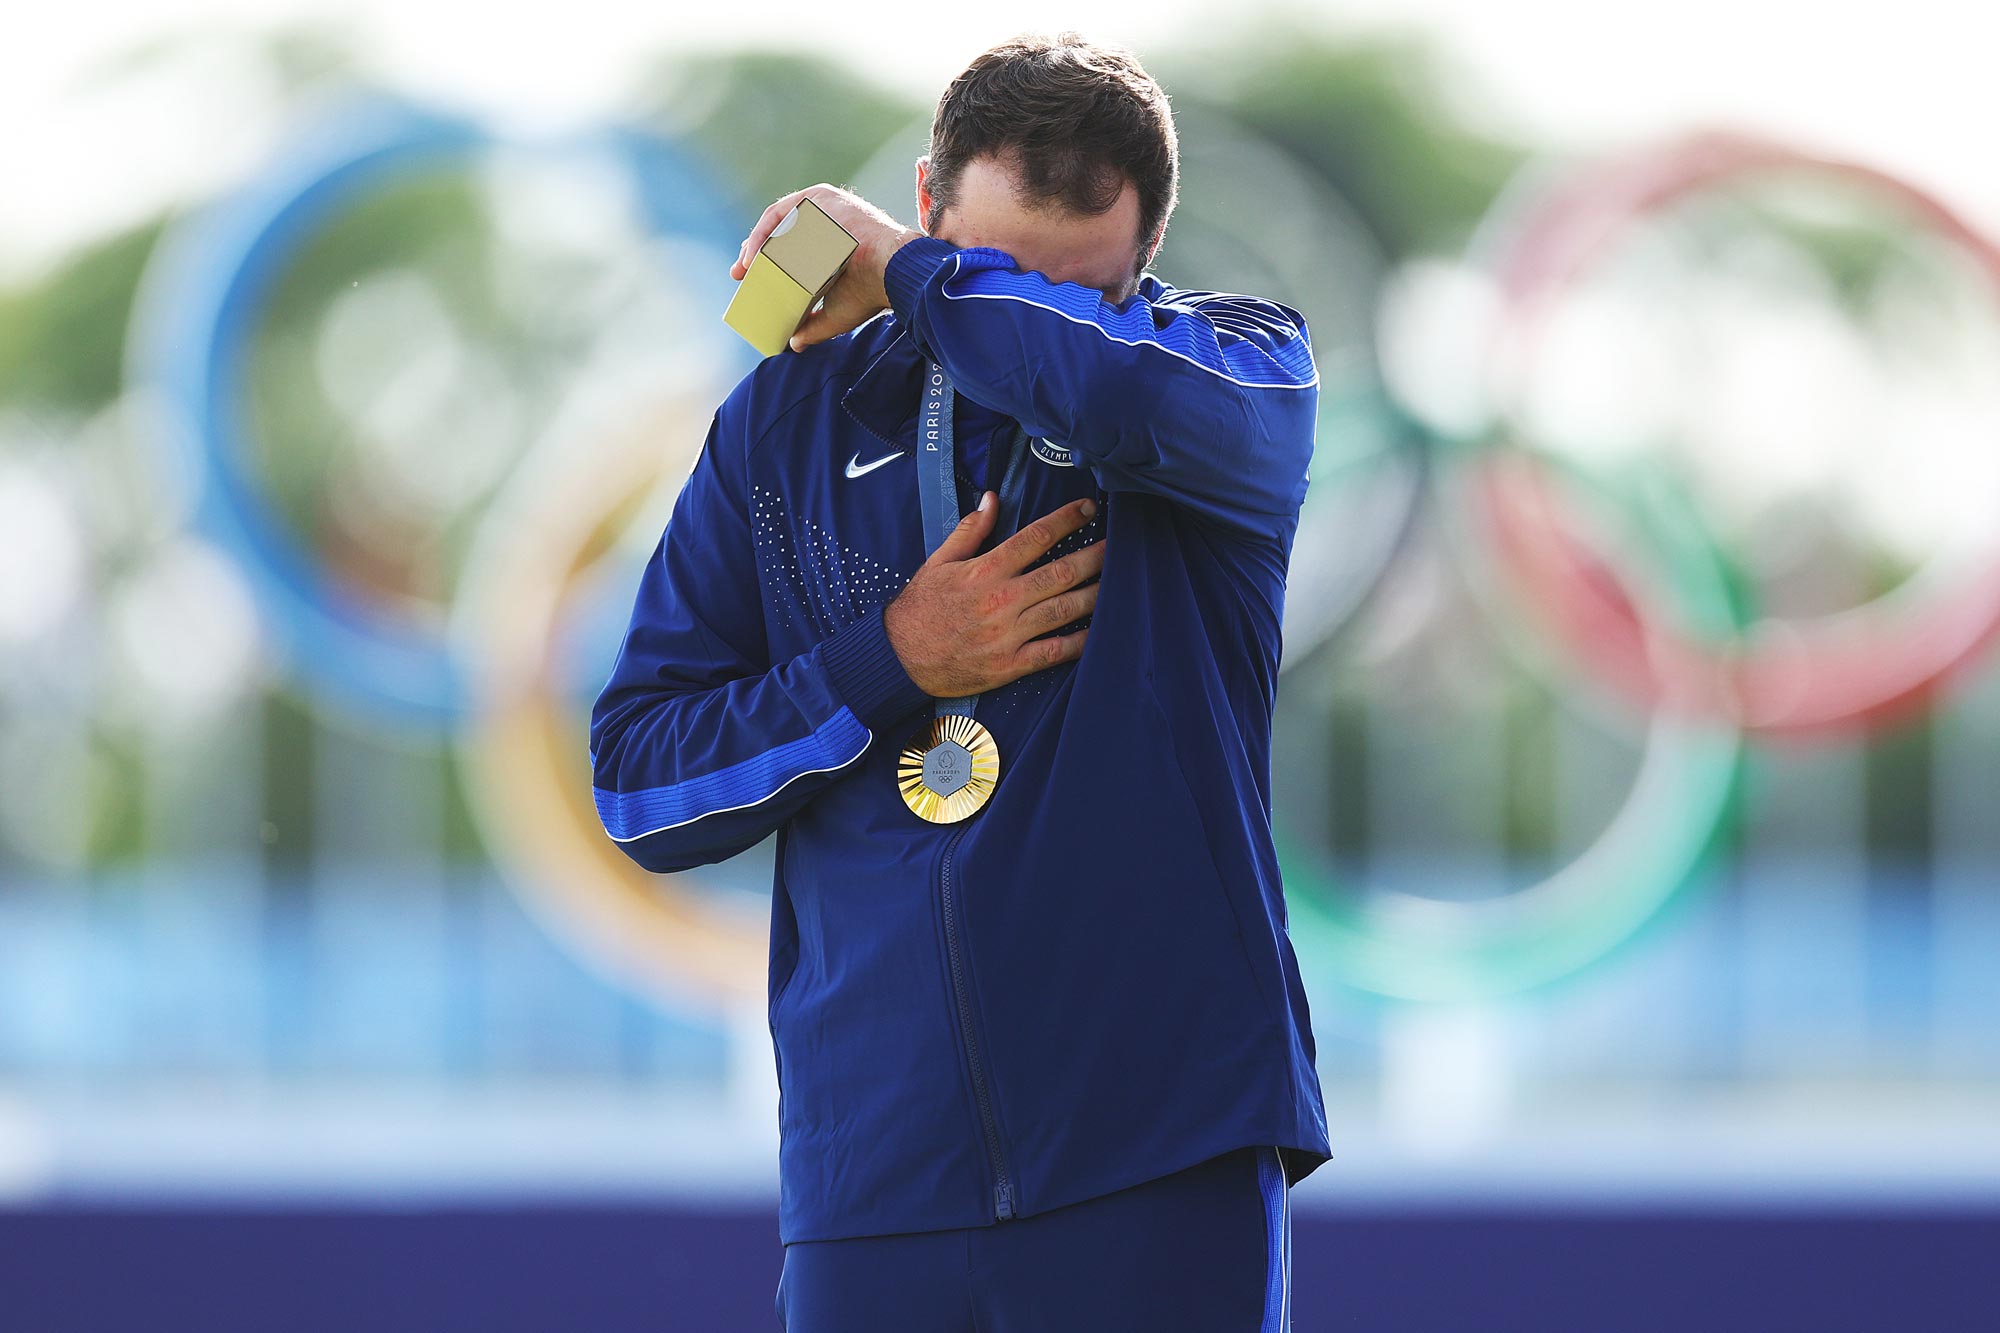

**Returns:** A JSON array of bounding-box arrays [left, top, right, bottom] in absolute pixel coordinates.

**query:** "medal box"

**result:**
[[723, 197, 860, 357]]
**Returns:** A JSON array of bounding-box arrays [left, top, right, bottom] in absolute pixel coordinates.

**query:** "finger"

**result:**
[[1007, 625, 1089, 679], [1015, 579, 1100, 639], [983, 496, 1098, 573], [786, 299, 829, 353], [790, 280, 884, 352], [731, 187, 816, 279], [925, 491, 996, 565], [741, 189, 810, 269], [1014, 538, 1106, 603]]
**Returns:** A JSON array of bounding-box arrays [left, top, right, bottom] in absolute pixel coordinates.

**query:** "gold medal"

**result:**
[[897, 714, 1001, 823]]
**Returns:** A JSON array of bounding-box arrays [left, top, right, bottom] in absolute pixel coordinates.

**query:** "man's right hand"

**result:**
[[883, 494, 1104, 697]]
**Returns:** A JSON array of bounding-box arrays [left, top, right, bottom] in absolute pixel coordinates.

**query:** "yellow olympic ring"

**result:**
[[452, 383, 767, 1015]]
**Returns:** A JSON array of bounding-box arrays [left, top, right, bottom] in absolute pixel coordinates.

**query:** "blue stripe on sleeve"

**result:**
[[939, 250, 1319, 390], [593, 707, 870, 842]]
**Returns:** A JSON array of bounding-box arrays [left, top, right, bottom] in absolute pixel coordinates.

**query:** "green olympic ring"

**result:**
[[1275, 434, 1747, 1003]]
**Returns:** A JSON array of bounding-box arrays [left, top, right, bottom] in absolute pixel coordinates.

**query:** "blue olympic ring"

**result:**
[[126, 92, 752, 725]]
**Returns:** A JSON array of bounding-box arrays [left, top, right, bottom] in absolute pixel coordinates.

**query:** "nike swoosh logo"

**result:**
[[845, 449, 906, 479]]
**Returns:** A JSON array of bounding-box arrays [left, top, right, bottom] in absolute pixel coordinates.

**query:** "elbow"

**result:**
[[1070, 354, 1150, 462], [593, 780, 700, 874], [606, 828, 706, 876], [594, 781, 759, 875], [596, 800, 732, 875]]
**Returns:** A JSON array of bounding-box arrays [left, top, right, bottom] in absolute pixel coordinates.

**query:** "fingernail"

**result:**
[[978, 491, 994, 512], [1080, 498, 1096, 517]]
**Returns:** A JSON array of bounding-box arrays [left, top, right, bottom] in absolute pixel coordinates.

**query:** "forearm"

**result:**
[[591, 603, 930, 873], [882, 236, 1319, 530]]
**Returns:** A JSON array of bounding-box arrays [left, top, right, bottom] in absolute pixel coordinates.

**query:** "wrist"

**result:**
[[883, 233, 960, 328], [880, 597, 937, 697], [822, 602, 933, 730]]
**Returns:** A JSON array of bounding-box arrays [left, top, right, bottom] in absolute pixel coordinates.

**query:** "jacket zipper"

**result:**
[[939, 824, 1017, 1219]]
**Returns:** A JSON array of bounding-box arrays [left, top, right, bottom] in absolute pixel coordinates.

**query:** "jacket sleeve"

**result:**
[[882, 235, 1319, 534], [588, 380, 933, 874]]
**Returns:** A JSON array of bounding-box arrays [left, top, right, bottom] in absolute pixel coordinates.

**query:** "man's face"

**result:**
[[917, 151, 1151, 304]]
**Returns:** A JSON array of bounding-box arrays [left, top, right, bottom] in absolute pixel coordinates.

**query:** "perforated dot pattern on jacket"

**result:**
[[751, 484, 910, 640], [749, 481, 1106, 718]]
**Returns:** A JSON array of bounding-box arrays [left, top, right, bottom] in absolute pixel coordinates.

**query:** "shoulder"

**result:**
[[713, 310, 901, 459], [1127, 273, 1318, 391], [1137, 272, 1312, 342]]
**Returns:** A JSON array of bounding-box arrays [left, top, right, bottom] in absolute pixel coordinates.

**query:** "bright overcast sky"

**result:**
[[9, 0, 2000, 283]]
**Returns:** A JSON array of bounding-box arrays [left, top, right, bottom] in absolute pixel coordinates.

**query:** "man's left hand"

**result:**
[[730, 185, 926, 354]]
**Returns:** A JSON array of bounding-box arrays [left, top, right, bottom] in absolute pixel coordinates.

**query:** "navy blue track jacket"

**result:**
[[590, 234, 1332, 1243]]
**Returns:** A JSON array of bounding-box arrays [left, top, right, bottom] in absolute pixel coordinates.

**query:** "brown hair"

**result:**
[[925, 32, 1178, 279]]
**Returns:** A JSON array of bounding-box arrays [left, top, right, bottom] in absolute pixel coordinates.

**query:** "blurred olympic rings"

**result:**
[[127, 95, 769, 1014], [1276, 129, 2000, 1000], [1465, 129, 2000, 734], [125, 102, 2000, 1011]]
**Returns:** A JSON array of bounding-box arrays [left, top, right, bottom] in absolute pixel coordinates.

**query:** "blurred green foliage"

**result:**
[[629, 51, 923, 221], [1159, 25, 1521, 258], [0, 223, 159, 409]]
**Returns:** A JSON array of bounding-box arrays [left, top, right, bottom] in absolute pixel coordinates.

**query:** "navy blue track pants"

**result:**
[[775, 1145, 1293, 1332]]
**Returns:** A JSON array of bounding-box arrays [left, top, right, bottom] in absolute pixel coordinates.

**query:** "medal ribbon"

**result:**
[[918, 361, 1033, 722]]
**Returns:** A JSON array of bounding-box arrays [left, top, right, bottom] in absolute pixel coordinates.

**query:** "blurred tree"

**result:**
[[624, 51, 922, 221], [0, 224, 159, 410], [1159, 25, 1525, 259]]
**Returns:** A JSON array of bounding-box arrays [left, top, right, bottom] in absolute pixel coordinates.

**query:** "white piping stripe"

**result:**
[[1257, 1146, 1291, 1333], [1281, 1153, 1292, 1329], [939, 256, 1319, 392], [604, 726, 872, 843], [941, 290, 1321, 391]]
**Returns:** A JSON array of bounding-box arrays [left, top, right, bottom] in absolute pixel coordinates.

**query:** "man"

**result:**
[[590, 31, 1328, 1332]]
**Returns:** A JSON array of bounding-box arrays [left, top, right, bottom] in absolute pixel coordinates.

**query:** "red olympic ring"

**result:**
[[1471, 129, 2000, 733]]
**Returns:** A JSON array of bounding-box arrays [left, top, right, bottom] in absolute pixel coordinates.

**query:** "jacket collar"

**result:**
[[840, 313, 927, 452]]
